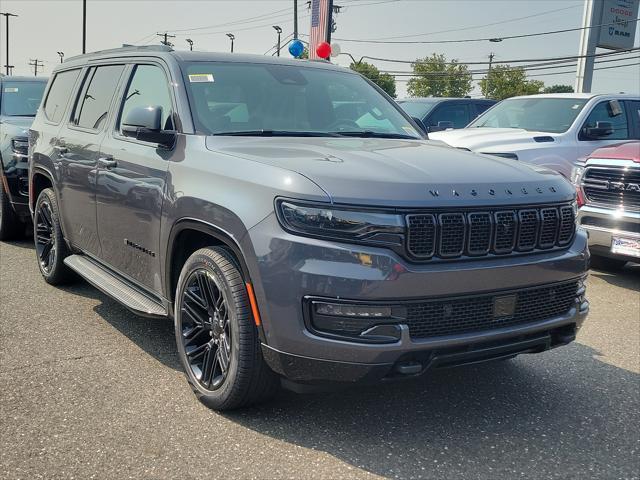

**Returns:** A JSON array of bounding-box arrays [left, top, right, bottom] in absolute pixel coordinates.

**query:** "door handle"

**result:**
[[98, 157, 117, 169]]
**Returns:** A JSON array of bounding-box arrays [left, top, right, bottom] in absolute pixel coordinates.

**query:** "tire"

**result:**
[[590, 254, 627, 271], [0, 178, 23, 240], [174, 246, 279, 410], [33, 188, 73, 285]]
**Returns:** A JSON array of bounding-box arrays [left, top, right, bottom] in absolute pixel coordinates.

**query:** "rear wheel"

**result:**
[[34, 188, 73, 284], [590, 255, 627, 271], [0, 178, 23, 240], [174, 247, 278, 410]]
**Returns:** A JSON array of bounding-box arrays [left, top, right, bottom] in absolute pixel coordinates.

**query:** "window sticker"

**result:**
[[4, 87, 18, 93], [188, 73, 214, 83]]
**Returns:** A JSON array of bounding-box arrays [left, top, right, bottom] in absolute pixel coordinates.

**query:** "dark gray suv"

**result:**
[[29, 46, 589, 410]]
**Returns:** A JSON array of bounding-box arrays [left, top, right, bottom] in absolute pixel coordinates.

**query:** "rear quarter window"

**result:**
[[43, 69, 81, 124]]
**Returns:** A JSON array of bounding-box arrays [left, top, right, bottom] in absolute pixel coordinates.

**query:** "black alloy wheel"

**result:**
[[175, 247, 278, 410], [180, 269, 232, 390], [33, 188, 72, 285], [35, 199, 56, 274]]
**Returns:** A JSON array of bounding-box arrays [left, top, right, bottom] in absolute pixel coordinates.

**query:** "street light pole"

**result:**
[[82, 0, 86, 53], [293, 0, 298, 39], [186, 39, 193, 51], [0, 12, 18, 75], [226, 33, 235, 52], [57, 51, 65, 63], [273, 26, 282, 57]]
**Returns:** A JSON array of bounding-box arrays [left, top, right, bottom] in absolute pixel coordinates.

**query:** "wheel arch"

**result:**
[[30, 166, 55, 213]]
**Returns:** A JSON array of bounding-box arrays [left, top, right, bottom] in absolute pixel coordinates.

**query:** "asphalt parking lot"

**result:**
[[1, 238, 638, 480]]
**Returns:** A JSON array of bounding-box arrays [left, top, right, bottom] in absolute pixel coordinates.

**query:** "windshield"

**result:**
[[397, 101, 438, 119], [468, 97, 589, 133], [182, 62, 421, 138], [1, 81, 47, 116]]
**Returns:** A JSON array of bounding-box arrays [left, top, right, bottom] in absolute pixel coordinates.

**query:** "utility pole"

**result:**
[[186, 38, 193, 51], [1, 12, 18, 75], [157, 32, 176, 47], [6, 65, 13, 75], [226, 33, 235, 52], [293, 0, 298, 39], [486, 52, 495, 97], [29, 59, 44, 76], [57, 51, 65, 63], [273, 26, 282, 57], [82, 0, 86, 53]]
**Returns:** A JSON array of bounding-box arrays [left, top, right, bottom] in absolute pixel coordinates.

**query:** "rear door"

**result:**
[[95, 62, 175, 293], [56, 64, 125, 255]]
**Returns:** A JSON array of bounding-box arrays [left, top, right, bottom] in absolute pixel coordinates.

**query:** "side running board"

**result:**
[[64, 254, 167, 318]]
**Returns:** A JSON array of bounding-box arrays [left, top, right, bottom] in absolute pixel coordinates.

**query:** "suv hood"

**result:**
[[205, 136, 573, 207], [0, 115, 35, 131], [428, 127, 559, 151]]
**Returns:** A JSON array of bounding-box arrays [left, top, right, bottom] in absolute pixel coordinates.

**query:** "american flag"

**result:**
[[309, 0, 331, 60]]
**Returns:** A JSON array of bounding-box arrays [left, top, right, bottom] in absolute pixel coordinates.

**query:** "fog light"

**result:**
[[314, 302, 392, 318]]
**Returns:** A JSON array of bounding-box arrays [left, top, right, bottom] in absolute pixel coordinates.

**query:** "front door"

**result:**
[[57, 64, 125, 255], [96, 63, 176, 293], [577, 99, 633, 160]]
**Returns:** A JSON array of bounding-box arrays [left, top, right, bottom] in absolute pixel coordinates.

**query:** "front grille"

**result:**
[[407, 203, 574, 260], [582, 166, 640, 211], [406, 281, 579, 339]]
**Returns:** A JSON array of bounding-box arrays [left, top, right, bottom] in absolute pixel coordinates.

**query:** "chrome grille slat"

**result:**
[[582, 166, 640, 211], [406, 203, 574, 260]]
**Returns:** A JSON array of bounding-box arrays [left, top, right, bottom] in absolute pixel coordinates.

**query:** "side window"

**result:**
[[474, 102, 493, 116], [74, 65, 124, 130], [580, 100, 629, 140], [628, 100, 640, 139], [119, 64, 174, 132], [43, 69, 80, 124], [430, 104, 470, 129]]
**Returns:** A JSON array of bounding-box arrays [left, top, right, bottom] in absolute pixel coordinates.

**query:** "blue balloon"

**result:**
[[288, 39, 304, 58]]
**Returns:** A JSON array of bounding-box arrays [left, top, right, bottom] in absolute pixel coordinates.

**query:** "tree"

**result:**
[[480, 65, 544, 100], [350, 61, 397, 98], [544, 84, 574, 93], [407, 54, 473, 98]]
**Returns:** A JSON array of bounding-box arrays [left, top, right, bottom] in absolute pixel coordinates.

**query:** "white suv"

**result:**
[[429, 93, 640, 178]]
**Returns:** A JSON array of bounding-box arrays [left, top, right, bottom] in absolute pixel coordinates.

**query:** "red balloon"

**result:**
[[316, 42, 331, 59]]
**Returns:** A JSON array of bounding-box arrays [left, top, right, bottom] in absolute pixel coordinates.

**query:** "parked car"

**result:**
[[29, 46, 589, 410], [572, 141, 640, 270], [0, 76, 47, 239], [429, 93, 640, 179], [397, 97, 496, 133]]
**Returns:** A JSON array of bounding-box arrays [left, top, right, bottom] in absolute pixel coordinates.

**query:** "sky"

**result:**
[[1, 0, 639, 97]]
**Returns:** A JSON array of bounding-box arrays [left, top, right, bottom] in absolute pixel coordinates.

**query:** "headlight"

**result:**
[[11, 137, 28, 156], [276, 199, 405, 246], [570, 165, 584, 185], [482, 152, 519, 160]]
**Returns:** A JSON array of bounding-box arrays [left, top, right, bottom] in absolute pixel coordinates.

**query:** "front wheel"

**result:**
[[174, 247, 278, 410], [0, 178, 23, 240]]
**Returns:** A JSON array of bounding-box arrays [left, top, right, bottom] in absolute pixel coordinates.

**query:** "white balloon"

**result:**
[[330, 43, 341, 57]]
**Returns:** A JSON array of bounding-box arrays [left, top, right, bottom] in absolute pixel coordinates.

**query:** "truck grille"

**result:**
[[407, 204, 575, 260], [582, 166, 640, 211], [406, 280, 579, 339]]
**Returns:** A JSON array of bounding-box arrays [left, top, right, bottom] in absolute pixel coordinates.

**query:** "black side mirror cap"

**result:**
[[122, 105, 176, 147], [584, 120, 614, 139]]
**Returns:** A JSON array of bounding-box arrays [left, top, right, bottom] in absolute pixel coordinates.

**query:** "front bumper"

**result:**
[[247, 214, 590, 382], [578, 205, 640, 260]]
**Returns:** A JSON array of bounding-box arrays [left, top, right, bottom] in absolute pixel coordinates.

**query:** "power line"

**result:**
[[339, 4, 580, 41], [325, 17, 640, 44], [28, 58, 44, 76], [360, 46, 640, 66]]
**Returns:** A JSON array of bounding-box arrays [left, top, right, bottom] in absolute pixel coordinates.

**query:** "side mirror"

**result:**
[[584, 121, 614, 139], [411, 116, 427, 134], [121, 106, 175, 147], [437, 120, 454, 130]]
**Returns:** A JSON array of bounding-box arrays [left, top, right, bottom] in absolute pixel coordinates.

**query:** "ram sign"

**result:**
[[598, 0, 639, 50]]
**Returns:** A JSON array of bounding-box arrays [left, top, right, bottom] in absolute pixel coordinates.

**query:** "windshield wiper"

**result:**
[[329, 130, 419, 140], [211, 130, 341, 137]]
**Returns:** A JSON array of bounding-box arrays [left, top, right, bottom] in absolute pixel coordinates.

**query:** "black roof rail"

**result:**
[[65, 44, 173, 63]]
